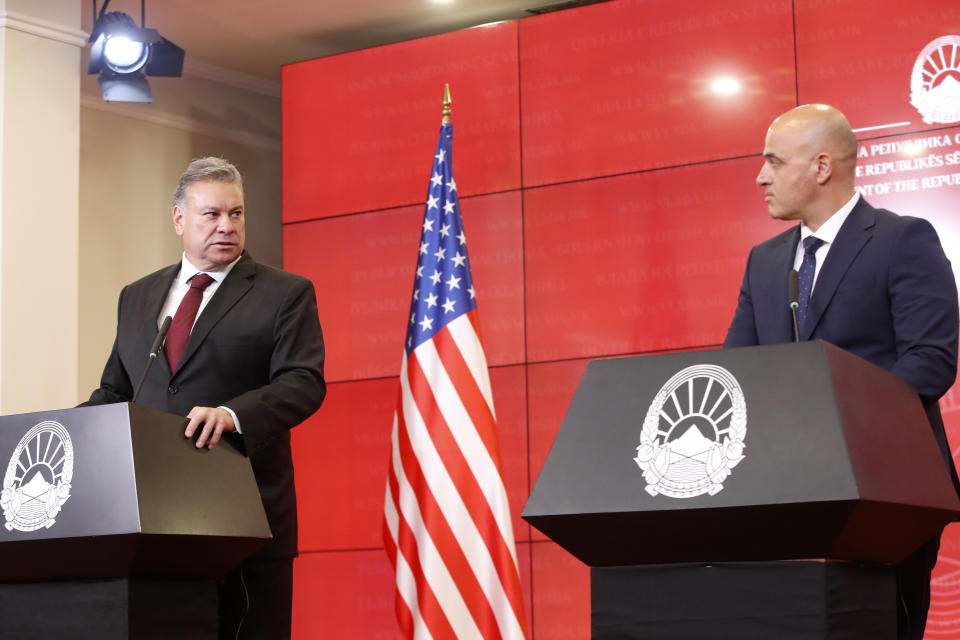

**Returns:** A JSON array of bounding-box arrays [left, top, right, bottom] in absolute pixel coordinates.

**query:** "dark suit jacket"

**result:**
[[84, 252, 326, 559], [724, 197, 960, 491]]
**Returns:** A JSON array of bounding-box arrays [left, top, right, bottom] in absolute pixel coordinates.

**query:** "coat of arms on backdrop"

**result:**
[[910, 35, 960, 125]]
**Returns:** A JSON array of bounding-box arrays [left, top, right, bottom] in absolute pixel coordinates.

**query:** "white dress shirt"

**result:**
[[793, 192, 860, 292], [158, 253, 240, 331], [158, 253, 243, 432]]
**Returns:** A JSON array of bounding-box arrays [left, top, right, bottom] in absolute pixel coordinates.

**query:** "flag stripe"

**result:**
[[387, 428, 452, 640], [390, 412, 472, 640], [385, 426, 422, 640], [448, 311, 495, 415], [403, 355, 510, 639], [434, 315, 502, 474], [424, 325, 521, 573], [384, 487, 418, 640], [416, 329, 507, 512], [406, 348, 525, 635]]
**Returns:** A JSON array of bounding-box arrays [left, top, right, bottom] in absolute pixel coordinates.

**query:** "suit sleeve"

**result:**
[[224, 277, 326, 455], [724, 249, 760, 348], [80, 286, 135, 406], [888, 217, 959, 399]]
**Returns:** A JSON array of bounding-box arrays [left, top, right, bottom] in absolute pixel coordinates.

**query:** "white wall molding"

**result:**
[[183, 59, 281, 98], [80, 94, 281, 152], [0, 11, 88, 48]]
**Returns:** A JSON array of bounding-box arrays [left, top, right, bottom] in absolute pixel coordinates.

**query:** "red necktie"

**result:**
[[165, 273, 214, 371]]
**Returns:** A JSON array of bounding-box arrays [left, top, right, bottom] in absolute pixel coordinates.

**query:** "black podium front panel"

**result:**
[[0, 403, 271, 581], [523, 341, 960, 565], [0, 403, 142, 541]]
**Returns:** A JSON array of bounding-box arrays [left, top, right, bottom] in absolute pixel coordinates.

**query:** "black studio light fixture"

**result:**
[[88, 0, 184, 103]]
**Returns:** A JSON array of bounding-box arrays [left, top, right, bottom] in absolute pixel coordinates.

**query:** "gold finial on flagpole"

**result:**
[[442, 83, 452, 124]]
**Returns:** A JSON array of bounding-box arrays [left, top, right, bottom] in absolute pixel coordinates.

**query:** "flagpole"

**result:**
[[442, 83, 451, 124]]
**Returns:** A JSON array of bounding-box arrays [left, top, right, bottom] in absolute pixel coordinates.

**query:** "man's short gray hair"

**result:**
[[172, 157, 244, 208]]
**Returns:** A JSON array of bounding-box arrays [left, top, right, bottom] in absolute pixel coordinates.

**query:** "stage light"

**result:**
[[88, 1, 184, 103], [102, 36, 149, 73]]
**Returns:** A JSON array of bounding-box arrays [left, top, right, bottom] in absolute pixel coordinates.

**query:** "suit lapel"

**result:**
[[144, 264, 180, 377], [774, 227, 799, 342], [173, 254, 256, 375], [800, 199, 875, 340]]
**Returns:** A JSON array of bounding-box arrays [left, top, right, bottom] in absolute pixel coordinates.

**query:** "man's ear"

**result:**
[[814, 153, 834, 185], [172, 206, 185, 236]]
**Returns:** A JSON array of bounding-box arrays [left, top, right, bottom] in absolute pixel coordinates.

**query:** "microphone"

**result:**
[[788, 270, 800, 342], [133, 316, 172, 404]]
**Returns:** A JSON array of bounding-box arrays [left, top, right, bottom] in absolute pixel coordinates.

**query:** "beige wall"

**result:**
[[0, 0, 83, 413], [77, 59, 282, 403]]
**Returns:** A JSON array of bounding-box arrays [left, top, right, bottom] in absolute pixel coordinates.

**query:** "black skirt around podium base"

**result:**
[[592, 561, 895, 640], [0, 578, 218, 639]]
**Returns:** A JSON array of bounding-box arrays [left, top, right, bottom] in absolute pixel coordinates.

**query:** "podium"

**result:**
[[0, 402, 271, 638], [522, 341, 960, 639]]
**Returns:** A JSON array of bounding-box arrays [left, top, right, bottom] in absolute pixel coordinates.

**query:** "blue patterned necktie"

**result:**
[[797, 236, 824, 329]]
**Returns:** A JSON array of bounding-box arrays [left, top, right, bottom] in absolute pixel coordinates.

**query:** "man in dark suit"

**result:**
[[724, 104, 958, 640], [84, 157, 326, 639]]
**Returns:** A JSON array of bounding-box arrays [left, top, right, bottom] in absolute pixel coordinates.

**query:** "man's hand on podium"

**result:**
[[184, 406, 236, 450]]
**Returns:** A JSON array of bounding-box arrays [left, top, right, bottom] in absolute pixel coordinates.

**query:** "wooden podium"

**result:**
[[0, 402, 271, 639], [522, 341, 960, 639]]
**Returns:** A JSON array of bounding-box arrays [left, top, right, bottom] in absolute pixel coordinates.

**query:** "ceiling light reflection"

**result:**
[[711, 77, 741, 95]]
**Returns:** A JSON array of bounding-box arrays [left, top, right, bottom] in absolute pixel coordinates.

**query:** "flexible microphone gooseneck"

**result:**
[[132, 315, 172, 404], [788, 270, 800, 342]]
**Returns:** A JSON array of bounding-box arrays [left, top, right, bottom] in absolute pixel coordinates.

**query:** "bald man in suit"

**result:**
[[84, 157, 326, 639], [725, 104, 959, 640]]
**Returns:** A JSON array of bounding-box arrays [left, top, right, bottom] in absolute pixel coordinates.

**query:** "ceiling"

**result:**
[[83, 0, 573, 82]]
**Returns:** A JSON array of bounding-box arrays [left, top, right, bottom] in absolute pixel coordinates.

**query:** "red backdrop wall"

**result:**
[[282, 0, 960, 636]]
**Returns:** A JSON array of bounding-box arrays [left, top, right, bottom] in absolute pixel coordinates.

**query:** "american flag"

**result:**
[[383, 121, 528, 640]]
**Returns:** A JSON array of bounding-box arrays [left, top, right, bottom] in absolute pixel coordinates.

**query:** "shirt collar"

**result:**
[[177, 253, 241, 287], [799, 192, 860, 245]]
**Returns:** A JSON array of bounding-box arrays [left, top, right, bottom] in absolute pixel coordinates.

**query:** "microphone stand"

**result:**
[[789, 270, 800, 342], [133, 315, 172, 404]]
